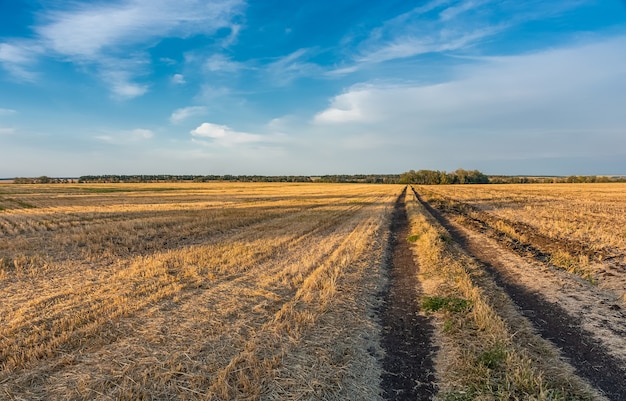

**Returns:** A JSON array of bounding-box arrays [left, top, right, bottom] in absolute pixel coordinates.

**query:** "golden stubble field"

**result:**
[[417, 183, 626, 295], [407, 184, 626, 400], [3, 182, 626, 400], [0, 183, 400, 400]]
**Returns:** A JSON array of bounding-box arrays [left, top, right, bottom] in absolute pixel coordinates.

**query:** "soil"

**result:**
[[414, 188, 626, 401], [379, 189, 438, 400]]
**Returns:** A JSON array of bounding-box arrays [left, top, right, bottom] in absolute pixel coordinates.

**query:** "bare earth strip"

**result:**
[[379, 189, 437, 400], [415, 190, 626, 400]]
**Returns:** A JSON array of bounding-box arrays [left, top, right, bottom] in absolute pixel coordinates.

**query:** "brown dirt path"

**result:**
[[413, 188, 626, 401], [379, 189, 438, 400]]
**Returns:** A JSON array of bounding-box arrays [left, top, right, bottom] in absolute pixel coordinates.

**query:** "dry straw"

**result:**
[[0, 182, 398, 400]]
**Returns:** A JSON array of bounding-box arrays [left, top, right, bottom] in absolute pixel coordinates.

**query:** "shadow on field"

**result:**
[[412, 187, 626, 401], [379, 188, 438, 400]]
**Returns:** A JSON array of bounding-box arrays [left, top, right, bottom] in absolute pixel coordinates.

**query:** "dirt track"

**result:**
[[413, 188, 626, 400], [379, 189, 437, 400]]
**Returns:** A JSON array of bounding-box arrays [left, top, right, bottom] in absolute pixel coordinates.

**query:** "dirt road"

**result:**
[[380, 189, 437, 400]]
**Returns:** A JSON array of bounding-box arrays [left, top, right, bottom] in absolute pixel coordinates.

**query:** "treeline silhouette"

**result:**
[[489, 175, 626, 184], [74, 174, 400, 183], [11, 172, 625, 185]]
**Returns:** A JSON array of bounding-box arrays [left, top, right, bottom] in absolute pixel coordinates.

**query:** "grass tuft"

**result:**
[[476, 345, 507, 370], [421, 296, 471, 313], [406, 234, 420, 242]]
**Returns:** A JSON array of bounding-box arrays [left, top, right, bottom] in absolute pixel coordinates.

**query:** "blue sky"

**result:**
[[1, 0, 625, 177]]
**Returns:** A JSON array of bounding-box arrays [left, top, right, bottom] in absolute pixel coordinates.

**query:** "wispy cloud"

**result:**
[[170, 106, 207, 123], [0, 42, 41, 81], [0, 108, 17, 116], [36, 0, 244, 59], [95, 128, 155, 144], [0, 127, 15, 135], [2, 0, 244, 95], [312, 36, 626, 165], [100, 66, 149, 99], [205, 54, 242, 72], [349, 0, 589, 67], [265, 49, 322, 85], [356, 0, 505, 64], [358, 26, 503, 63]]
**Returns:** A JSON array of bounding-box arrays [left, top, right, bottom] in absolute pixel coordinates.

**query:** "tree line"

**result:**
[[398, 169, 489, 184], [11, 172, 625, 185], [76, 174, 401, 183]]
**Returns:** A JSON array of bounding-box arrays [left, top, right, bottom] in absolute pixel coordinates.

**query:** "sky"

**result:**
[[1, 0, 626, 177]]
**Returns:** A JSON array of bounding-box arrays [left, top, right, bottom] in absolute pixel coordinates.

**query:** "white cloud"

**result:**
[[2, 0, 244, 94], [354, 0, 586, 65], [131, 129, 154, 139], [191, 122, 262, 146], [313, 88, 372, 124], [91, 55, 151, 99], [36, 0, 244, 59], [0, 42, 33, 64], [95, 128, 154, 144], [359, 27, 502, 63], [0, 42, 41, 81], [267, 116, 295, 131], [326, 65, 359, 76], [0, 127, 15, 135], [171, 74, 186, 85], [101, 69, 149, 99], [220, 24, 241, 47], [439, 0, 489, 21], [0, 108, 17, 116], [195, 85, 232, 101], [170, 106, 207, 123], [205, 54, 241, 72], [312, 36, 626, 166], [112, 82, 149, 99], [265, 49, 322, 85]]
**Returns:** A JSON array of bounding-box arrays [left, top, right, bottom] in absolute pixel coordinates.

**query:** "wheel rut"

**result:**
[[379, 188, 437, 401], [412, 187, 626, 401]]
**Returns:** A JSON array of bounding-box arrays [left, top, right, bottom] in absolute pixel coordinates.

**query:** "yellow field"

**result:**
[[0, 183, 400, 400], [415, 183, 626, 300], [419, 183, 626, 253]]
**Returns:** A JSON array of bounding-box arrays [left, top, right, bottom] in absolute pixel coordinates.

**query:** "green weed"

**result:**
[[406, 234, 420, 242], [477, 346, 507, 370], [421, 296, 472, 313]]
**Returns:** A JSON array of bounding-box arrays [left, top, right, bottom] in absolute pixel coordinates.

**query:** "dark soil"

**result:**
[[379, 188, 438, 400], [413, 187, 626, 401]]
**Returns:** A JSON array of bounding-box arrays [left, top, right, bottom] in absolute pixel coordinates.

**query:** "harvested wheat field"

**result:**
[[0, 183, 399, 400], [412, 183, 626, 400], [2, 182, 625, 400]]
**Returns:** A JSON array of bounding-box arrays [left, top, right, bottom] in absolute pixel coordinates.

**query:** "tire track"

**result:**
[[380, 188, 437, 401]]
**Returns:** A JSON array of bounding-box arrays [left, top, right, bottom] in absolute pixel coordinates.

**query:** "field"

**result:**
[[412, 183, 626, 399], [0, 183, 397, 400], [417, 183, 626, 294], [1, 182, 626, 400]]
